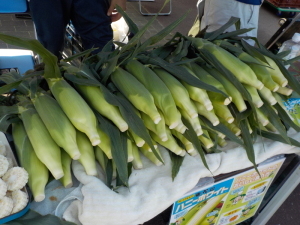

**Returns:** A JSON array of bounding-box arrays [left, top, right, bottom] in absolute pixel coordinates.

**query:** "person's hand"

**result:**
[[107, 0, 126, 22]]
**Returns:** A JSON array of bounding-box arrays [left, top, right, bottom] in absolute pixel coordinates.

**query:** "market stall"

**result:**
[[1, 3, 300, 225]]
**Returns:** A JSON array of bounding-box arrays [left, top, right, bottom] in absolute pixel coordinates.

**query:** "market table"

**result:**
[[27, 129, 300, 225]]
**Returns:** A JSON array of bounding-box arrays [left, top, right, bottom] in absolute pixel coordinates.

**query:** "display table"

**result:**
[[27, 129, 300, 225]]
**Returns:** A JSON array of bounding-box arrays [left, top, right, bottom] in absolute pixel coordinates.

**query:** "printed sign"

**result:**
[[169, 156, 285, 225]]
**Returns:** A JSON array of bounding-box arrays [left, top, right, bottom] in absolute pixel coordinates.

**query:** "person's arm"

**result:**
[[107, 0, 127, 22]]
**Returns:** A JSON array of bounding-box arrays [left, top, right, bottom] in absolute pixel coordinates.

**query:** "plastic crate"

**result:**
[[267, 0, 300, 8], [0, 0, 28, 13]]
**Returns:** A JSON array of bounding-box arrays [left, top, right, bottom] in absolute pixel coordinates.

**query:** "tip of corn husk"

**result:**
[[153, 115, 162, 124], [53, 171, 64, 180], [136, 140, 145, 147], [90, 135, 101, 146], [71, 152, 81, 160], [280, 80, 288, 87], [169, 122, 179, 129], [35, 194, 46, 202], [64, 182, 73, 189], [256, 82, 264, 90], [227, 118, 235, 124], [119, 124, 129, 132], [224, 98, 232, 105], [160, 135, 168, 142], [272, 85, 279, 92], [212, 120, 220, 126], [256, 101, 264, 108]]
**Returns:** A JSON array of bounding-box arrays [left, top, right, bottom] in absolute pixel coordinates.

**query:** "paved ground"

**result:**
[[0, 1, 300, 225]]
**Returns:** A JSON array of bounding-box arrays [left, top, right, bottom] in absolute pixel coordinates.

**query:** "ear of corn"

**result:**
[[153, 67, 198, 119], [12, 122, 48, 202], [19, 106, 64, 180], [141, 110, 168, 142], [75, 84, 128, 132], [193, 101, 220, 126], [255, 108, 270, 126], [171, 129, 195, 153], [96, 126, 112, 159], [47, 78, 100, 146], [188, 38, 264, 90], [258, 86, 277, 105], [244, 84, 264, 108], [276, 86, 293, 96], [139, 146, 163, 166], [125, 60, 182, 129], [179, 65, 213, 111], [261, 56, 288, 87], [132, 144, 143, 169], [190, 64, 231, 105], [204, 67, 247, 112], [76, 131, 98, 176], [212, 101, 234, 123], [33, 92, 81, 160], [59, 150, 73, 188], [129, 128, 146, 147], [149, 129, 184, 156], [178, 108, 203, 136], [198, 130, 214, 151], [219, 118, 241, 136], [127, 139, 134, 162], [111, 67, 161, 124]]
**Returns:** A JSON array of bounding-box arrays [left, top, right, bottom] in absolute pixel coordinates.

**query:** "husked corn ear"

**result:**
[[150, 129, 184, 156], [153, 67, 198, 118], [244, 84, 264, 108], [198, 131, 214, 150], [211, 100, 234, 124], [193, 101, 220, 126], [75, 84, 128, 132], [132, 144, 143, 169], [0, 154, 9, 177], [180, 65, 213, 111], [60, 150, 73, 188], [2, 167, 28, 191], [111, 67, 161, 124], [191, 64, 231, 105], [47, 78, 100, 146], [125, 60, 182, 129], [33, 92, 80, 160], [96, 126, 112, 159], [205, 67, 247, 112], [188, 37, 264, 90], [12, 122, 48, 202], [178, 108, 203, 136], [0, 196, 13, 218], [11, 190, 28, 214], [19, 106, 64, 180], [141, 110, 168, 142]]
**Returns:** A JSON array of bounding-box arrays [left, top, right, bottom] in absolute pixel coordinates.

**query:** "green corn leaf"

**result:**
[[137, 55, 227, 96], [273, 103, 300, 132], [259, 130, 300, 147], [200, 116, 244, 145], [169, 151, 184, 181], [115, 5, 139, 36], [181, 117, 210, 172], [0, 33, 60, 79], [239, 119, 259, 175], [241, 39, 270, 64], [259, 100, 291, 144], [105, 159, 114, 188], [95, 112, 129, 186], [216, 28, 254, 40], [204, 17, 241, 41]]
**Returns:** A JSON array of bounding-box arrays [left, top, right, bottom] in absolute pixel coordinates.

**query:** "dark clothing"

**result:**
[[235, 0, 262, 5], [29, 0, 113, 58]]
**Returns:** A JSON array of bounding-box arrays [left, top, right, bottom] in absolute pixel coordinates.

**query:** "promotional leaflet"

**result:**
[[169, 155, 285, 225]]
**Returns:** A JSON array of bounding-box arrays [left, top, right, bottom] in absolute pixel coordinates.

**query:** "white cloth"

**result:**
[[55, 130, 300, 225], [199, 0, 261, 45]]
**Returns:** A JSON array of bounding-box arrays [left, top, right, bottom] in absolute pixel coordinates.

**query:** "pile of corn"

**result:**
[[0, 15, 299, 202]]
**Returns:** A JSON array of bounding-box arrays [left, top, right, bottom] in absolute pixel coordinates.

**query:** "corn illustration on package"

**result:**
[[169, 155, 285, 225]]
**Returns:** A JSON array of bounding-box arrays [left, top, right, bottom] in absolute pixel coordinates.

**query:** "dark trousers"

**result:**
[[29, 0, 113, 58]]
